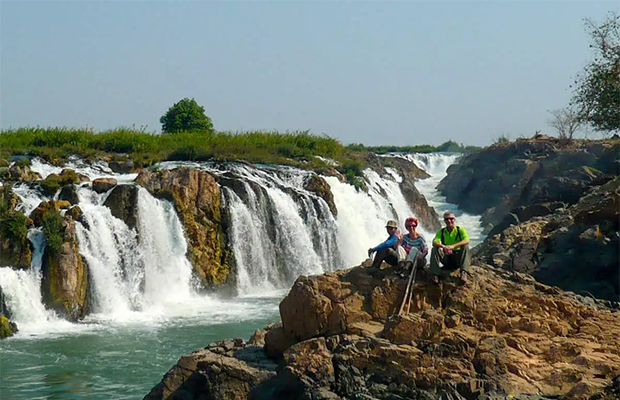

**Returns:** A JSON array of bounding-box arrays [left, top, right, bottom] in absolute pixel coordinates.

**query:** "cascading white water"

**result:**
[[1, 154, 479, 332], [398, 153, 484, 245], [0, 229, 78, 335], [75, 185, 196, 318]]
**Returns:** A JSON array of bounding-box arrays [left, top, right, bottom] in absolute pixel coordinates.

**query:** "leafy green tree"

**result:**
[[160, 98, 214, 134], [571, 13, 620, 133]]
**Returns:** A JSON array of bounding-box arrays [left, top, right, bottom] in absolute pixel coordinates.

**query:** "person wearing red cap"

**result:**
[[400, 217, 428, 275]]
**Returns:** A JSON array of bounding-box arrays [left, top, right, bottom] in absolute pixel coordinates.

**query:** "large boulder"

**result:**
[[474, 176, 619, 301], [8, 165, 41, 182], [92, 177, 118, 193], [303, 174, 337, 216], [0, 315, 18, 339], [145, 263, 620, 400], [135, 168, 229, 286], [103, 185, 139, 229], [40, 216, 89, 321], [143, 339, 277, 400], [39, 169, 89, 196]]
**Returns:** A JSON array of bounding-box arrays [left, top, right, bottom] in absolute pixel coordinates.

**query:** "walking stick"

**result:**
[[405, 262, 418, 315], [397, 260, 417, 316]]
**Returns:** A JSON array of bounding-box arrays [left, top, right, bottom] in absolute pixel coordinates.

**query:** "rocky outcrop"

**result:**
[[30, 200, 72, 227], [135, 168, 230, 286], [438, 137, 619, 229], [41, 216, 89, 321], [40, 168, 89, 196], [373, 154, 441, 231], [109, 159, 135, 174], [103, 185, 139, 229], [474, 176, 619, 301], [0, 185, 32, 269], [92, 177, 117, 193], [143, 339, 278, 400], [8, 164, 41, 182], [0, 315, 18, 339], [304, 175, 338, 216], [145, 263, 620, 400]]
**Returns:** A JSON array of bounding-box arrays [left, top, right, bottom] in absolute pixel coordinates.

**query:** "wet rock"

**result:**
[[8, 165, 41, 182], [109, 159, 134, 174], [304, 174, 337, 216], [58, 185, 80, 205], [40, 217, 89, 321], [136, 168, 229, 286], [65, 205, 83, 222], [0, 315, 18, 339], [92, 177, 117, 193], [103, 185, 139, 229]]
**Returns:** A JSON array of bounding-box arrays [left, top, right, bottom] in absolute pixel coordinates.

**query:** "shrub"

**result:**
[[0, 211, 29, 245], [42, 210, 64, 255]]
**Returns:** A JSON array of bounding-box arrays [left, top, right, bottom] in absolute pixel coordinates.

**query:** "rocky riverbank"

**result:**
[[437, 136, 619, 302], [143, 262, 620, 400]]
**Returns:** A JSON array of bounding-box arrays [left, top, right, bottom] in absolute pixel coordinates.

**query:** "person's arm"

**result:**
[[444, 227, 470, 250], [420, 236, 428, 257], [432, 230, 443, 248], [369, 234, 398, 254]]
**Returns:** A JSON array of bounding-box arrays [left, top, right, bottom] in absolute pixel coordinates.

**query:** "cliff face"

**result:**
[[144, 263, 620, 400], [437, 137, 619, 229], [474, 176, 619, 302], [135, 168, 230, 286]]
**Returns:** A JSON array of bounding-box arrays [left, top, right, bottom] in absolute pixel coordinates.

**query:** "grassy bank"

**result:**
[[0, 127, 478, 187]]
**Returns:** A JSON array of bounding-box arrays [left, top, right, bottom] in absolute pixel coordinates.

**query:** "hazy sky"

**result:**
[[1, 1, 617, 146]]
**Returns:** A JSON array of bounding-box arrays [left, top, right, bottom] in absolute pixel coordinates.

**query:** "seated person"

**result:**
[[430, 211, 471, 284], [368, 220, 402, 268], [401, 217, 428, 272]]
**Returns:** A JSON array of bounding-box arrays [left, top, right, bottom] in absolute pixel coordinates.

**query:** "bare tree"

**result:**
[[547, 107, 584, 139]]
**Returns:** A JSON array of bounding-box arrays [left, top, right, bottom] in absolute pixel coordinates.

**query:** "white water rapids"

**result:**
[[0, 153, 482, 337]]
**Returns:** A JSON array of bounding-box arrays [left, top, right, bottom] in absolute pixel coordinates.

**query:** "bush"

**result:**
[[0, 211, 29, 245], [42, 210, 64, 255]]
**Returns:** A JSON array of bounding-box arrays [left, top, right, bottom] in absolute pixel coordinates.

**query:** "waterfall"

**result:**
[[1, 154, 479, 332], [0, 230, 74, 335], [75, 186, 196, 317], [397, 153, 484, 245]]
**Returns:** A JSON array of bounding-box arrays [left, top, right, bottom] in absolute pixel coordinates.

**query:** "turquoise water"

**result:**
[[0, 295, 281, 400]]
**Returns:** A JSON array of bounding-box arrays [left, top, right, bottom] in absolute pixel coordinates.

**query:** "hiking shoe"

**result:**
[[460, 271, 469, 284], [432, 275, 440, 285]]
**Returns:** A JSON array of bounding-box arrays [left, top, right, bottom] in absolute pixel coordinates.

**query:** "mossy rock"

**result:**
[[0, 315, 18, 339]]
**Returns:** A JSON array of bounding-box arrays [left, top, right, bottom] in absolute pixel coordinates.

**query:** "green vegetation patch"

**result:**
[[42, 209, 64, 255]]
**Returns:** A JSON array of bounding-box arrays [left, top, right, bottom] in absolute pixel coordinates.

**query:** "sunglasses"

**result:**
[[444, 217, 455, 221]]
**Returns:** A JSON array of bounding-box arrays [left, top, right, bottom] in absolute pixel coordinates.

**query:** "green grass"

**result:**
[[0, 127, 349, 168]]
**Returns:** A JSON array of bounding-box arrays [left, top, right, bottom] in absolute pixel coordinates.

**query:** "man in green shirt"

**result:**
[[430, 211, 471, 284]]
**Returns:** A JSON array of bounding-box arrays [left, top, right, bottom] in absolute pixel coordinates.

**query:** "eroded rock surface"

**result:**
[[438, 137, 619, 229], [145, 263, 620, 400], [474, 177, 619, 301], [41, 217, 89, 321], [135, 168, 229, 286]]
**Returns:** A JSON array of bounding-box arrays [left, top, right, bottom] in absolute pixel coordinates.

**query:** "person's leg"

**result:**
[[429, 246, 446, 277], [455, 244, 471, 281], [371, 248, 389, 268], [456, 244, 471, 272], [404, 247, 421, 270], [385, 248, 399, 266]]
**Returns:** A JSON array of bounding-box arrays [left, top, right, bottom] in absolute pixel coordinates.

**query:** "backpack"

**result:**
[[440, 226, 462, 245]]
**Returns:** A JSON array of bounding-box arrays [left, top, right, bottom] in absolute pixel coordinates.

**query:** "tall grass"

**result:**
[[0, 127, 347, 168]]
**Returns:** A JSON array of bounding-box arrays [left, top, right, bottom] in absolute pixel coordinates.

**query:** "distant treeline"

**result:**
[[346, 140, 480, 154]]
